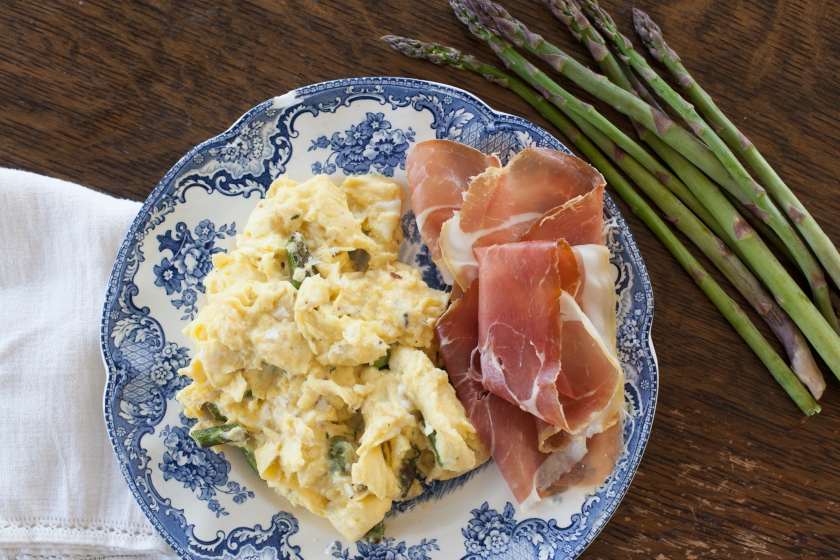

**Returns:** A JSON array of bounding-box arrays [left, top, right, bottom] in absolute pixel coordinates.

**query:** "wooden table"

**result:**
[[3, 0, 839, 557]]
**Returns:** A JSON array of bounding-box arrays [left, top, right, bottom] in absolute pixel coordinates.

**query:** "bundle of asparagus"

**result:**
[[383, 0, 840, 414]]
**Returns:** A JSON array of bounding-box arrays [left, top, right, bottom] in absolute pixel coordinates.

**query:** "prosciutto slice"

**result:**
[[435, 281, 589, 506], [522, 185, 605, 246], [435, 281, 486, 427], [429, 145, 623, 506], [405, 140, 500, 276], [537, 243, 622, 451], [540, 422, 623, 496], [537, 363, 624, 453], [476, 242, 621, 434], [474, 240, 563, 401], [439, 148, 605, 288]]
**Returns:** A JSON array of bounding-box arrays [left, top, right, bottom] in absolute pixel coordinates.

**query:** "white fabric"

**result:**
[[0, 169, 176, 559]]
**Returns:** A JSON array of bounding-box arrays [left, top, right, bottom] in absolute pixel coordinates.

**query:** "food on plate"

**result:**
[[435, 280, 621, 506], [475, 241, 621, 434], [521, 186, 605, 246], [176, 173, 488, 542], [407, 139, 625, 506], [438, 147, 606, 289], [405, 139, 500, 277]]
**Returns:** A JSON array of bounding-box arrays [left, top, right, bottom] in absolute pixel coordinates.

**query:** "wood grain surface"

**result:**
[[3, 0, 840, 557]]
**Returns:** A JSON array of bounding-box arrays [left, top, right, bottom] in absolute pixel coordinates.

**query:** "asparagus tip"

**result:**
[[632, 8, 681, 64], [381, 35, 449, 63], [632, 7, 657, 37], [465, 0, 543, 49]]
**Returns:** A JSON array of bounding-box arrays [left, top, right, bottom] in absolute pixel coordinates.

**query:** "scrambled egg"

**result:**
[[176, 174, 488, 542]]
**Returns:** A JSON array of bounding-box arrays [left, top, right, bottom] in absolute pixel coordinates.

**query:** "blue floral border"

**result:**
[[100, 77, 657, 560]]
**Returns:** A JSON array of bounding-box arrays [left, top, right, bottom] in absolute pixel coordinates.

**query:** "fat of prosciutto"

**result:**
[[407, 140, 625, 506]]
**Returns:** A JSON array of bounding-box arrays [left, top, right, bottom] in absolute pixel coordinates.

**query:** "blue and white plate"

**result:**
[[101, 77, 658, 560]]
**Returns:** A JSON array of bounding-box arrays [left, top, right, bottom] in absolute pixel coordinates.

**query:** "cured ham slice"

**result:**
[[476, 242, 621, 434], [440, 148, 605, 288], [537, 366, 624, 453], [474, 240, 563, 400], [537, 243, 622, 451], [435, 281, 588, 506], [573, 244, 617, 354], [556, 240, 582, 297], [435, 281, 486, 425], [405, 140, 500, 278], [556, 293, 623, 431], [540, 422, 623, 496], [522, 185, 605, 246], [429, 145, 623, 508]]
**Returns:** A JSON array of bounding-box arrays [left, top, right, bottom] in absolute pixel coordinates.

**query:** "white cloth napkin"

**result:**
[[0, 169, 177, 559]]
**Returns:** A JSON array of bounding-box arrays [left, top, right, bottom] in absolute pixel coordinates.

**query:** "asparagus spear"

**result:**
[[577, 0, 838, 334], [365, 521, 385, 543], [633, 8, 840, 293], [428, 430, 443, 467], [191, 424, 248, 448], [286, 232, 313, 289], [240, 447, 259, 475], [381, 35, 821, 411], [450, 0, 840, 381], [398, 445, 420, 498], [203, 402, 228, 423], [535, 3, 823, 396], [597, 20, 796, 267], [328, 436, 357, 476], [542, 0, 745, 263]]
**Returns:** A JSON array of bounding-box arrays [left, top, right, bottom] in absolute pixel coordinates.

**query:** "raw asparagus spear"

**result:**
[[381, 35, 821, 411], [634, 8, 840, 292], [450, 0, 840, 381], [604, 42, 795, 265], [456, 0, 735, 193], [536, 3, 823, 396], [577, 0, 838, 333], [542, 0, 744, 263]]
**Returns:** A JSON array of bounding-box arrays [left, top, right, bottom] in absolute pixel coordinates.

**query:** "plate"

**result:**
[[101, 77, 658, 560]]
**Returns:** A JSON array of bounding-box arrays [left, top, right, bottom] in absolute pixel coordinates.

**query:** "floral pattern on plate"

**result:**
[[309, 111, 416, 176], [158, 412, 256, 517], [152, 220, 236, 320]]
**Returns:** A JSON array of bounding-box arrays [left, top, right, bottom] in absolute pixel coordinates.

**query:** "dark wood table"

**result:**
[[3, 1, 839, 557]]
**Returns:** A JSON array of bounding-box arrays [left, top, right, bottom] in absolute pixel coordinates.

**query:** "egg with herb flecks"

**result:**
[[176, 173, 488, 542]]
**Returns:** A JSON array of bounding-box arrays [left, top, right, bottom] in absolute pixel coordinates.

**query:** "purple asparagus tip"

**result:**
[[633, 7, 679, 62], [466, 0, 544, 49]]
